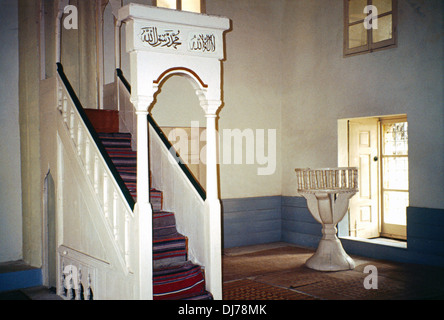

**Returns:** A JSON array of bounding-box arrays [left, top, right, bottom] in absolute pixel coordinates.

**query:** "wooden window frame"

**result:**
[[344, 0, 397, 57], [152, 0, 206, 13]]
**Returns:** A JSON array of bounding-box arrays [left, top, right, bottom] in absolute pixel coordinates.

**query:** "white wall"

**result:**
[[204, 0, 284, 199], [116, 0, 284, 199], [147, 0, 285, 199], [280, 0, 444, 210], [114, 0, 442, 208], [0, 0, 23, 263]]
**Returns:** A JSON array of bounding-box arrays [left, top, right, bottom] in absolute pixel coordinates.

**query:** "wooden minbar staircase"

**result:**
[[85, 109, 212, 300]]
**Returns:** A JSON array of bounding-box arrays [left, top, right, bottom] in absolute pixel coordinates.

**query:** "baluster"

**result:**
[[326, 170, 331, 189], [353, 168, 358, 189], [314, 171, 320, 189], [57, 88, 63, 112], [75, 267, 82, 300], [113, 196, 118, 241], [336, 170, 339, 188], [335, 170, 339, 188], [94, 156, 99, 194], [103, 173, 109, 218], [317, 170, 321, 189], [307, 171, 311, 189], [67, 266, 75, 300], [113, 192, 119, 241], [341, 169, 346, 188], [86, 273, 93, 300], [309, 171, 314, 189], [315, 171, 319, 189], [62, 98, 68, 123], [125, 211, 131, 270], [57, 86, 63, 107], [77, 123, 83, 157], [347, 169, 352, 189], [322, 170, 327, 189], [85, 140, 91, 175], [61, 261, 67, 297], [69, 109, 76, 140], [298, 171, 303, 190]]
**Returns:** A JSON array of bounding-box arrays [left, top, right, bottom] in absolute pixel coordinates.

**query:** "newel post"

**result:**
[[132, 97, 153, 300], [202, 100, 223, 300]]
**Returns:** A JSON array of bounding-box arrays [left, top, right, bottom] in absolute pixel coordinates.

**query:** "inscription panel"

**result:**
[[132, 21, 224, 59]]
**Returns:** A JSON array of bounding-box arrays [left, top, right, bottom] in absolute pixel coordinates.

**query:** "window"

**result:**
[[154, 0, 205, 13], [344, 0, 397, 56]]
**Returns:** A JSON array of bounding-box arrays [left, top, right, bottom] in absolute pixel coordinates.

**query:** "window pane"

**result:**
[[157, 0, 177, 9], [373, 0, 392, 15], [348, 23, 368, 48], [383, 191, 408, 225], [373, 14, 393, 43], [383, 157, 409, 190], [383, 122, 408, 155], [182, 0, 201, 13], [349, 0, 368, 23]]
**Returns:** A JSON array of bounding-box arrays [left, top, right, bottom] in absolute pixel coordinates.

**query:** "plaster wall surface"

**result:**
[[0, 0, 22, 263]]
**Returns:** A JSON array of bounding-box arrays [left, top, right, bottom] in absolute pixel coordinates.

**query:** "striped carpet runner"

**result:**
[[95, 129, 212, 300]]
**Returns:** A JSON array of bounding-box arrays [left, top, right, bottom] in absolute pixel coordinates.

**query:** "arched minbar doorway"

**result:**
[[150, 70, 207, 190], [118, 3, 230, 300]]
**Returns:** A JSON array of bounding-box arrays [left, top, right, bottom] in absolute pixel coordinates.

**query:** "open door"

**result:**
[[348, 118, 380, 238]]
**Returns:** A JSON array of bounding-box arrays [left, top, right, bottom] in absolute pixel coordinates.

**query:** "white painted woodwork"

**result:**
[[55, 0, 69, 63], [57, 245, 106, 300], [149, 123, 206, 266], [55, 74, 141, 299], [349, 119, 380, 238], [52, 3, 230, 300], [117, 78, 137, 147], [295, 168, 358, 271], [118, 4, 230, 300]]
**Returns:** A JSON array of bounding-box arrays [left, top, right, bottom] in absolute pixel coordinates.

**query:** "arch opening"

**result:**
[[150, 71, 207, 190]]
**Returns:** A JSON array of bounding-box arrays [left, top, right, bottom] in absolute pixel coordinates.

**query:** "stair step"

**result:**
[[183, 291, 213, 300], [153, 211, 178, 237], [84, 109, 119, 133], [106, 150, 137, 168], [153, 261, 206, 300], [153, 232, 188, 267], [98, 132, 132, 149], [150, 190, 163, 211]]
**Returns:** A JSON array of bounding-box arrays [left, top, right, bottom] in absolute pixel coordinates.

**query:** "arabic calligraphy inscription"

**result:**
[[188, 33, 216, 53], [140, 27, 182, 49]]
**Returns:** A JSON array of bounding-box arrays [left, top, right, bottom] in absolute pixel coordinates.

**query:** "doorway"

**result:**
[[343, 115, 408, 240]]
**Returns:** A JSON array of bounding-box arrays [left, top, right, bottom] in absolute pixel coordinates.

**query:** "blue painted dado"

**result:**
[[222, 196, 282, 248], [0, 268, 42, 293], [222, 196, 444, 267]]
